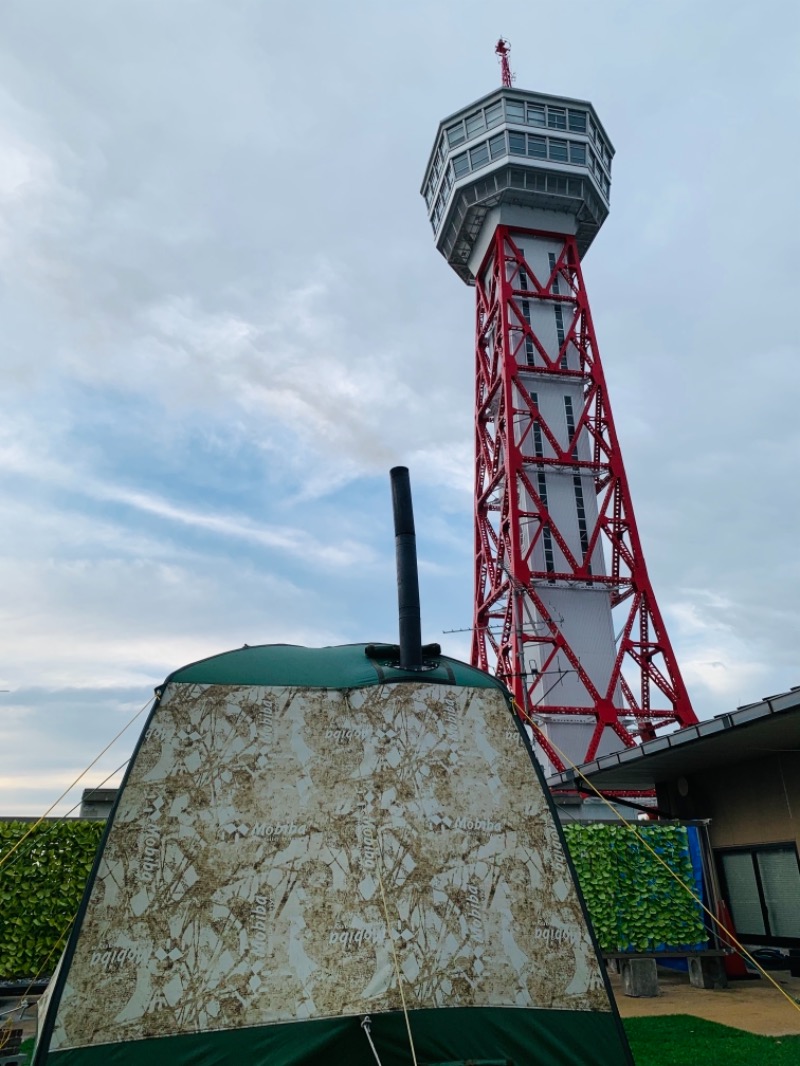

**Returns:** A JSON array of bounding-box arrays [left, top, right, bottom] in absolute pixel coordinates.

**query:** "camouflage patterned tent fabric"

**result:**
[[35, 644, 632, 1066]]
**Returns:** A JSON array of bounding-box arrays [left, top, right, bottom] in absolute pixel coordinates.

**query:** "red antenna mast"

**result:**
[[495, 38, 513, 87]]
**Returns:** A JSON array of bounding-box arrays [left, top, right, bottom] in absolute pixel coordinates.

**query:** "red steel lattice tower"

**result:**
[[421, 73, 698, 773]]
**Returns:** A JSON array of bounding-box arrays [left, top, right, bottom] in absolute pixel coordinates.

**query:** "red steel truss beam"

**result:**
[[470, 226, 697, 770]]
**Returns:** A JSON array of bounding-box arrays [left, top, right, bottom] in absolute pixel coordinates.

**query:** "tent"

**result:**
[[35, 643, 633, 1065]]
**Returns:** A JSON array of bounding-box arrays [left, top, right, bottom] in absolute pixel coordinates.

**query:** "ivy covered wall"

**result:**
[[0, 820, 104, 981], [0, 818, 707, 979], [563, 822, 707, 952]]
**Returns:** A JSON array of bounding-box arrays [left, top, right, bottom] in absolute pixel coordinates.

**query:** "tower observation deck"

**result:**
[[422, 83, 698, 774]]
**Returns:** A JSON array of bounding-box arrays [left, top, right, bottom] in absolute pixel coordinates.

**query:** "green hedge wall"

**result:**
[[0, 818, 706, 979], [563, 822, 707, 952], [0, 820, 104, 980]]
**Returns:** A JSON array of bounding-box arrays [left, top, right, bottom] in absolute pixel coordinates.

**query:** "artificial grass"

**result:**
[[623, 1014, 800, 1065]]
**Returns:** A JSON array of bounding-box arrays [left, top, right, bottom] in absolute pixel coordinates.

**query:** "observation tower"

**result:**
[[421, 43, 698, 773]]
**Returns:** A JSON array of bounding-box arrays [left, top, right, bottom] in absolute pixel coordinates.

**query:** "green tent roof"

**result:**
[[161, 642, 504, 692]]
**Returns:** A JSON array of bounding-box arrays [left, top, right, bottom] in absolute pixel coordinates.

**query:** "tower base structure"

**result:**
[[470, 216, 696, 773]]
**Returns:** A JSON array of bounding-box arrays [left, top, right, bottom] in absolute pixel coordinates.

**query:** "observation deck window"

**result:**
[[528, 135, 547, 159], [485, 102, 503, 128], [465, 111, 485, 137], [526, 104, 546, 127], [447, 123, 466, 148], [452, 152, 469, 178], [548, 138, 568, 162], [588, 118, 612, 170], [509, 131, 526, 155], [489, 133, 506, 159], [586, 150, 610, 197], [427, 113, 608, 232], [504, 99, 597, 148], [507, 132, 594, 168], [469, 142, 489, 169]]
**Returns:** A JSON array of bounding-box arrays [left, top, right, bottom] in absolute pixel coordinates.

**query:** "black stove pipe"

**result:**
[[390, 466, 422, 670]]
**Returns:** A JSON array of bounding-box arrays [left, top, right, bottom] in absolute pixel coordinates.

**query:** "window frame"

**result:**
[[527, 134, 547, 159], [716, 842, 800, 947], [526, 103, 546, 127], [469, 141, 490, 170], [505, 98, 525, 122], [489, 133, 506, 160], [452, 152, 469, 179], [485, 101, 503, 128], [548, 138, 568, 163], [509, 131, 526, 156], [446, 122, 466, 148], [465, 111, 485, 138]]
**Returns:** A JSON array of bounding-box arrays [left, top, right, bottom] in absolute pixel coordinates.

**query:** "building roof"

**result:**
[[547, 686, 800, 791]]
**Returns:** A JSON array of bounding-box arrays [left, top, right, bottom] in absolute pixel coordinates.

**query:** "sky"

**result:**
[[1, 0, 800, 817]]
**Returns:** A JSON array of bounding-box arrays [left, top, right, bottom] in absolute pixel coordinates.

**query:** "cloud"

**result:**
[[1, 0, 799, 818], [665, 593, 770, 708], [0, 426, 376, 568]]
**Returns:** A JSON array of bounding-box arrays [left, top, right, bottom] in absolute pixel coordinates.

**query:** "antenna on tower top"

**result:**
[[495, 38, 513, 87]]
